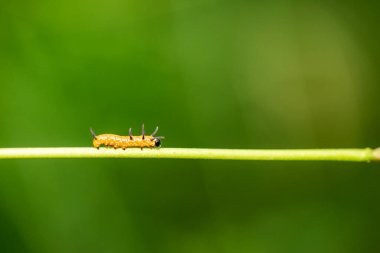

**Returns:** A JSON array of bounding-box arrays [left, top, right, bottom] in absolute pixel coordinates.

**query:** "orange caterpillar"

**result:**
[[90, 124, 164, 150]]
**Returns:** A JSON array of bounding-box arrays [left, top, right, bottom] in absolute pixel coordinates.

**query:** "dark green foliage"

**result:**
[[0, 0, 379, 252]]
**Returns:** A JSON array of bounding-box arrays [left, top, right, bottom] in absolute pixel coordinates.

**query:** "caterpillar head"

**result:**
[[152, 137, 164, 147], [150, 126, 164, 147]]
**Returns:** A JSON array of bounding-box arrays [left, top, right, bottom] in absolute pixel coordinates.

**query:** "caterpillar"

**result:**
[[90, 124, 164, 150]]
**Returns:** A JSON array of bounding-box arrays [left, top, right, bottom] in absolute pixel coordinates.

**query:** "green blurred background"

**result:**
[[0, 0, 379, 252]]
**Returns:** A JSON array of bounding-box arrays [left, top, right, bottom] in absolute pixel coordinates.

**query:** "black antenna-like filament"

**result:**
[[151, 126, 159, 137], [90, 128, 97, 140]]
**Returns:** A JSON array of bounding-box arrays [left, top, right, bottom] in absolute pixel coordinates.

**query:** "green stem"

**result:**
[[0, 147, 379, 162]]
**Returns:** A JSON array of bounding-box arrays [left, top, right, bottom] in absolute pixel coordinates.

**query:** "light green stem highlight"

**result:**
[[0, 148, 379, 162]]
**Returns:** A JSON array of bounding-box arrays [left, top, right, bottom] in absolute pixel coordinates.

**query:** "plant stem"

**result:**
[[0, 148, 379, 162]]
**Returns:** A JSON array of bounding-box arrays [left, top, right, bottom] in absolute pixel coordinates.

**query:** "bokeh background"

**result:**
[[1, 0, 379, 252]]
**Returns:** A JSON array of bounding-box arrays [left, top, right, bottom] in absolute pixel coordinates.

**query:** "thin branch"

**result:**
[[0, 148, 379, 162]]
